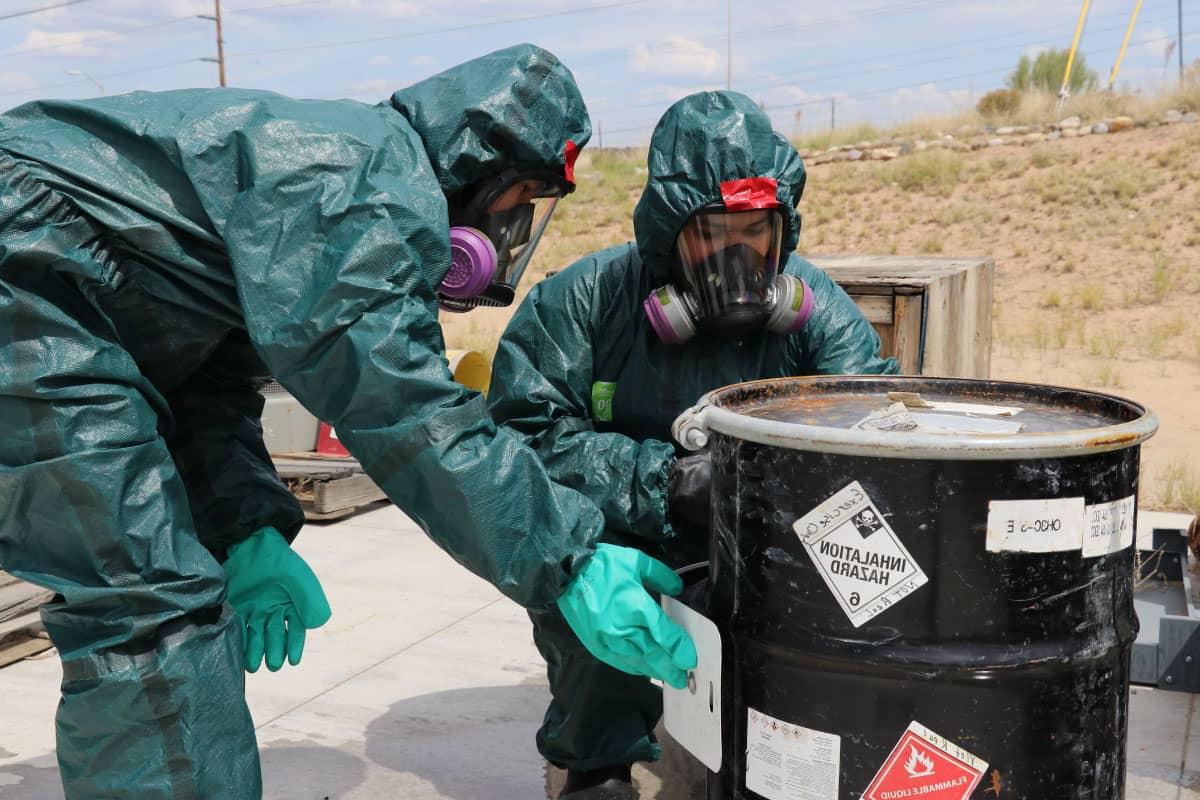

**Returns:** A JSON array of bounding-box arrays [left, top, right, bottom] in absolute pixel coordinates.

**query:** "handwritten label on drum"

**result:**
[[793, 481, 928, 628], [986, 497, 1085, 553], [745, 708, 840, 800], [1082, 495, 1136, 558]]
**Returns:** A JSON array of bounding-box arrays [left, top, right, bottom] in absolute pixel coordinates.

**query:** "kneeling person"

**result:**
[[488, 91, 898, 799]]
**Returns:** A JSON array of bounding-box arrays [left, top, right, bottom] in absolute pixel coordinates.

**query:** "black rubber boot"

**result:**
[[559, 764, 636, 799]]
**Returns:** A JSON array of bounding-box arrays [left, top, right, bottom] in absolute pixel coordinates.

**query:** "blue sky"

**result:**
[[0, 0, 1196, 146]]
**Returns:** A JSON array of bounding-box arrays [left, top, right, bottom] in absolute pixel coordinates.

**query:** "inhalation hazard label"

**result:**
[[863, 722, 987, 800], [745, 708, 840, 800], [792, 481, 927, 628]]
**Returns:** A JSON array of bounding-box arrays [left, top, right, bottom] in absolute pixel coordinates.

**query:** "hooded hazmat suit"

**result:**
[[488, 91, 898, 772], [0, 44, 606, 798]]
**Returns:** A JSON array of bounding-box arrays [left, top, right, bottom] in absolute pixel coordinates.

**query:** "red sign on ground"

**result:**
[[863, 722, 986, 800]]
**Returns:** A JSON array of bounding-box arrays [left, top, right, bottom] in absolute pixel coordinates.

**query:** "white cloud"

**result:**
[[411, 55, 435, 67], [10, 29, 117, 58], [1140, 28, 1176, 62], [883, 82, 972, 120], [1022, 44, 1049, 60], [347, 78, 397, 102], [369, 55, 393, 66], [152, 0, 210, 15], [0, 71, 37, 94], [329, 0, 422, 16], [631, 36, 721, 78]]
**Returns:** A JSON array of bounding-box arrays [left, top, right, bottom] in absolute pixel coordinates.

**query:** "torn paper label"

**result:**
[[854, 402, 919, 432], [1082, 495, 1136, 558], [986, 497, 1085, 553], [793, 481, 928, 627], [745, 708, 840, 800], [853, 403, 1024, 434]]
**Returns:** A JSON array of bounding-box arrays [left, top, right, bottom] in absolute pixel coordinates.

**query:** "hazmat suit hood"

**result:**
[[389, 43, 592, 198], [633, 91, 806, 285]]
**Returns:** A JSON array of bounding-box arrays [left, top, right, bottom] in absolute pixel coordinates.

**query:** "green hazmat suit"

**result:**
[[488, 90, 898, 772], [0, 44, 604, 798]]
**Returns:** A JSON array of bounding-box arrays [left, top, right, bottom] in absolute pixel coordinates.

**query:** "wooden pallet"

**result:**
[[272, 454, 388, 521], [0, 571, 54, 668]]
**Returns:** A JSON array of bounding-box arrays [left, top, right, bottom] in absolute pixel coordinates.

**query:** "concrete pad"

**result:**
[[1128, 687, 1191, 799], [2, 506, 1199, 799]]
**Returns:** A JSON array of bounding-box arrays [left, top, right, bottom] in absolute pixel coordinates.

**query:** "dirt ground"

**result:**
[[443, 122, 1200, 511]]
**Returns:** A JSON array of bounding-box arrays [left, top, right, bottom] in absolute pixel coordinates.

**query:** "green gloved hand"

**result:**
[[556, 543, 697, 689], [222, 527, 332, 673]]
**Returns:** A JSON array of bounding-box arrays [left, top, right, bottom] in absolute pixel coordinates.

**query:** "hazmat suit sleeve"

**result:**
[[489, 257, 677, 541], [164, 334, 305, 563], [786, 256, 899, 376], [186, 102, 603, 609]]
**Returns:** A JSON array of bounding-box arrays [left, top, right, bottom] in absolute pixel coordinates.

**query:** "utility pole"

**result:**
[[199, 0, 226, 87], [1179, 0, 1185, 84], [726, 0, 732, 89], [598, 120, 603, 150], [830, 98, 836, 133]]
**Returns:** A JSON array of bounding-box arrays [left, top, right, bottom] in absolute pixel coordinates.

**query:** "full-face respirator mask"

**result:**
[[642, 204, 814, 344], [438, 167, 570, 312]]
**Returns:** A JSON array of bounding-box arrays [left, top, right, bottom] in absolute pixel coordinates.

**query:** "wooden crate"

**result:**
[[807, 255, 994, 378], [273, 454, 387, 521], [0, 570, 54, 668]]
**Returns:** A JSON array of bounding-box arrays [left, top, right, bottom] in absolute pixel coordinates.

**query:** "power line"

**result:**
[[0, 0, 92, 22], [599, 30, 1189, 139], [2, 16, 201, 60], [572, 0, 970, 74], [225, 0, 652, 59], [0, 0, 326, 61], [597, 6, 1184, 120], [229, 0, 328, 12], [0, 57, 204, 97]]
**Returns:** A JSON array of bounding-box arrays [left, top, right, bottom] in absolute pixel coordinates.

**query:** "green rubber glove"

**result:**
[[556, 543, 697, 689], [222, 527, 332, 673]]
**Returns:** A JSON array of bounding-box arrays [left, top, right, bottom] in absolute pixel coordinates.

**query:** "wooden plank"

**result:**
[[311, 473, 386, 514], [0, 580, 51, 607], [873, 322, 896, 365], [274, 452, 364, 468], [0, 633, 53, 669], [973, 260, 995, 378], [848, 294, 894, 325], [275, 464, 355, 481], [892, 293, 924, 375], [0, 571, 21, 589], [922, 270, 959, 377], [0, 610, 43, 641], [837, 284, 897, 296], [0, 586, 53, 623], [302, 501, 390, 522]]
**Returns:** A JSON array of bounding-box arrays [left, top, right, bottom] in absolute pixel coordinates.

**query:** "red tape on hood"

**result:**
[[719, 177, 780, 211], [563, 140, 580, 185]]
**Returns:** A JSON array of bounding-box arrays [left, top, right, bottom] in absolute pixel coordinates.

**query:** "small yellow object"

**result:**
[[446, 349, 491, 395]]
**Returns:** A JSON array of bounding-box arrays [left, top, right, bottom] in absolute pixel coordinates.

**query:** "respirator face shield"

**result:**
[[642, 204, 815, 344], [673, 207, 785, 333], [439, 168, 569, 312]]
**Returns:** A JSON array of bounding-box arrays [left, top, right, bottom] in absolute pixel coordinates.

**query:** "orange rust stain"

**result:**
[[985, 769, 1003, 797], [1082, 432, 1139, 448]]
